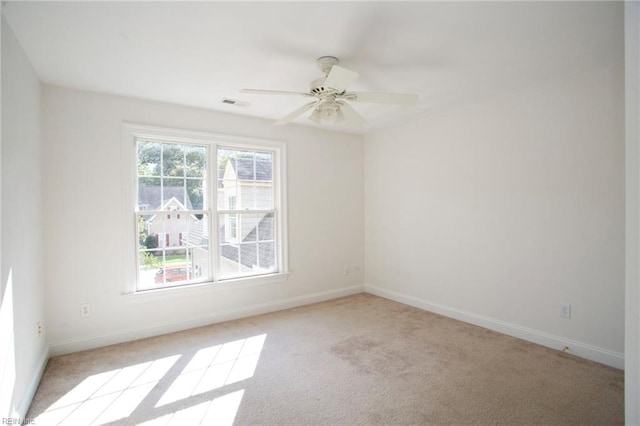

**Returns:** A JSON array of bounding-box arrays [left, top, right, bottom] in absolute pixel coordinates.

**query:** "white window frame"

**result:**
[[122, 123, 288, 294]]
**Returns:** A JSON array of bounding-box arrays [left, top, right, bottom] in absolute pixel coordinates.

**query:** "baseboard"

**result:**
[[49, 284, 365, 356], [16, 345, 49, 418], [364, 284, 624, 370]]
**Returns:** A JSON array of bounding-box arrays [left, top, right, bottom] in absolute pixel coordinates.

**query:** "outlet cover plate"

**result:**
[[80, 303, 90, 317]]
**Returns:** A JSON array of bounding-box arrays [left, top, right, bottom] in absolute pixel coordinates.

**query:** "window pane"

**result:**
[[163, 178, 185, 207], [240, 185, 256, 210], [218, 149, 237, 211], [258, 213, 275, 241], [255, 152, 273, 181], [258, 242, 276, 271], [138, 141, 161, 176], [236, 151, 255, 181], [138, 250, 163, 289], [228, 196, 237, 210], [219, 244, 240, 279], [185, 146, 206, 178], [139, 214, 164, 249], [173, 213, 188, 247], [218, 149, 235, 177], [218, 179, 237, 210], [219, 213, 237, 243], [162, 144, 185, 177], [138, 177, 161, 211], [241, 214, 258, 242], [186, 179, 205, 210], [218, 212, 277, 280], [240, 243, 257, 268], [189, 246, 209, 282], [186, 213, 209, 247], [137, 214, 163, 289], [255, 184, 273, 210]]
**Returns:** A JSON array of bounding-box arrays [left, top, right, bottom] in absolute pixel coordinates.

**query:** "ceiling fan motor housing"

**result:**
[[310, 77, 345, 96], [310, 77, 328, 94]]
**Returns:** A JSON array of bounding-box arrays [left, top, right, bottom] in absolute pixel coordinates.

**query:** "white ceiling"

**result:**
[[2, 1, 622, 134]]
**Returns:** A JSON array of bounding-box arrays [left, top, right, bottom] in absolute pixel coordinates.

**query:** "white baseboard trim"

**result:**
[[16, 346, 49, 418], [49, 285, 364, 357], [364, 284, 624, 370]]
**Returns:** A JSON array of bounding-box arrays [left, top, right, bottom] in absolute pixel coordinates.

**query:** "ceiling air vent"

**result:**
[[222, 98, 250, 108]]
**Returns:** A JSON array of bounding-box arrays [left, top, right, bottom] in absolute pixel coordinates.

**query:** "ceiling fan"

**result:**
[[240, 56, 419, 126]]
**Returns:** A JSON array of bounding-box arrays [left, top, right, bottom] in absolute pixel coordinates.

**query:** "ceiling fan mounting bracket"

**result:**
[[316, 56, 339, 75]]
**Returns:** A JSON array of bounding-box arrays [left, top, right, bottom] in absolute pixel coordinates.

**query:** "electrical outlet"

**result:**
[[560, 303, 571, 318], [37, 321, 42, 336], [80, 303, 91, 317]]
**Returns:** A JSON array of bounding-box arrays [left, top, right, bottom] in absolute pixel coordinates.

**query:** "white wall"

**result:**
[[625, 1, 640, 422], [365, 60, 625, 367], [42, 85, 364, 355], [0, 17, 47, 418]]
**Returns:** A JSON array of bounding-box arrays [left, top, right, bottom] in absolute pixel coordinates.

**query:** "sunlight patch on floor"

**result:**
[[140, 389, 245, 426], [34, 334, 266, 425], [156, 334, 266, 407], [35, 355, 180, 425]]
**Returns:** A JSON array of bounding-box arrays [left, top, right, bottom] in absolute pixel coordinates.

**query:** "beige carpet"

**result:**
[[27, 294, 623, 425]]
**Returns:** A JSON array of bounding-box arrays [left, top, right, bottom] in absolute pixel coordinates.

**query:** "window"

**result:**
[[125, 124, 287, 292]]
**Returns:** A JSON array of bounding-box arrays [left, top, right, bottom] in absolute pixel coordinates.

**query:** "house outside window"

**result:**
[[124, 124, 287, 292]]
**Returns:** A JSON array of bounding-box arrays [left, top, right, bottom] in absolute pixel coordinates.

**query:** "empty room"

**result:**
[[2, 1, 639, 425]]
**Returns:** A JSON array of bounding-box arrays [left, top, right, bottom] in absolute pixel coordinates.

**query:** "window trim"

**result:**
[[122, 123, 288, 295]]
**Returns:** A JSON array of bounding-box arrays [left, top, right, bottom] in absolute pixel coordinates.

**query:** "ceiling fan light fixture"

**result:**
[[309, 108, 322, 124], [320, 103, 339, 122]]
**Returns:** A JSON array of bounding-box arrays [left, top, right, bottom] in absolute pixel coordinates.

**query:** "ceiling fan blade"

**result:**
[[324, 65, 359, 92], [274, 101, 318, 126], [338, 101, 366, 126], [347, 92, 419, 106], [240, 89, 309, 96]]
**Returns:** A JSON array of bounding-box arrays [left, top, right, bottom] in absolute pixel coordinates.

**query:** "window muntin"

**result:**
[[130, 129, 286, 292]]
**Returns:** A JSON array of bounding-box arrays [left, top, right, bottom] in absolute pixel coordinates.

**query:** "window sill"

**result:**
[[122, 271, 290, 303]]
